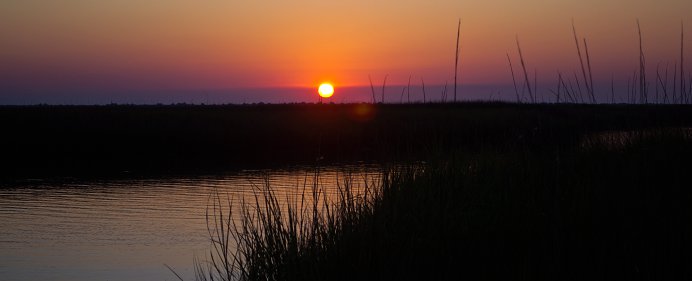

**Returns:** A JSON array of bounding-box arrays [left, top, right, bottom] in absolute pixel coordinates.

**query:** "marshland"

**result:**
[[3, 1, 692, 280], [2, 102, 692, 280]]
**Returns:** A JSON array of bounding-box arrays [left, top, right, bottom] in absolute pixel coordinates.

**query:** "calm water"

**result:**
[[0, 165, 381, 281]]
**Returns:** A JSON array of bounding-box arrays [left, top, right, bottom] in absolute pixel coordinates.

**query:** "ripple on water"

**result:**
[[0, 165, 383, 281]]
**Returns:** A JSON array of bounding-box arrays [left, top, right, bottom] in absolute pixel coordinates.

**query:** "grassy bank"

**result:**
[[3, 103, 692, 180], [197, 126, 692, 280]]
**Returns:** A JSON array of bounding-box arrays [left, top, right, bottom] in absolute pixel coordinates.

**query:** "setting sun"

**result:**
[[318, 83, 334, 98]]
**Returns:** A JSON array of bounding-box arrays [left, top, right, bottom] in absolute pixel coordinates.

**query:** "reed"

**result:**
[[611, 74, 615, 103], [193, 166, 390, 281], [550, 72, 562, 103], [572, 21, 592, 102], [583, 38, 595, 103], [421, 78, 427, 103], [557, 72, 573, 103], [509, 20, 688, 105], [507, 53, 521, 103], [368, 75, 376, 104], [516, 36, 534, 102], [664, 65, 669, 103], [534, 69, 538, 102], [557, 72, 563, 103], [689, 76, 692, 101], [673, 62, 678, 103], [454, 19, 461, 102], [381, 74, 388, 103], [192, 123, 692, 280], [682, 21, 686, 104], [399, 87, 406, 103], [689, 76, 692, 100], [573, 72, 585, 103], [407, 75, 412, 103], [656, 64, 661, 103], [637, 19, 647, 103]]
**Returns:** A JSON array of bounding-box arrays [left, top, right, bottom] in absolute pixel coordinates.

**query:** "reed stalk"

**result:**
[[688, 76, 692, 101], [574, 72, 584, 103], [656, 64, 661, 103], [557, 72, 563, 103], [572, 21, 592, 101], [558, 72, 573, 103], [673, 62, 678, 103], [584, 38, 595, 103], [381, 74, 388, 103], [421, 78, 427, 103], [516, 36, 534, 102], [534, 69, 538, 102], [407, 75, 412, 103], [637, 19, 647, 103], [627, 77, 632, 103], [663, 64, 670, 103], [369, 75, 376, 104], [611, 74, 615, 104], [454, 19, 461, 103], [631, 71, 638, 103], [400, 87, 406, 103], [658, 64, 670, 103], [567, 78, 578, 103], [507, 53, 521, 103], [681, 21, 686, 103]]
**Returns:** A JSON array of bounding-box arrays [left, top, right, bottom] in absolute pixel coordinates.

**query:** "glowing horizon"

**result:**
[[2, 1, 692, 103]]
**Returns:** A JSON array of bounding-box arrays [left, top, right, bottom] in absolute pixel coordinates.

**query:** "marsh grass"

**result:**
[[516, 36, 534, 103], [454, 19, 461, 103], [194, 126, 692, 280], [194, 168, 389, 281]]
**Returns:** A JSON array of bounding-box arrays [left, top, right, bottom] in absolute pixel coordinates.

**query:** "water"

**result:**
[[580, 127, 692, 149], [0, 165, 381, 281]]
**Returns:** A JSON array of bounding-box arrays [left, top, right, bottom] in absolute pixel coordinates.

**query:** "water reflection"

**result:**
[[580, 127, 692, 149], [0, 165, 382, 281]]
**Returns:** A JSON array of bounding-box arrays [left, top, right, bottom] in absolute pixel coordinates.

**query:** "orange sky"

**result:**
[[2, 1, 692, 100]]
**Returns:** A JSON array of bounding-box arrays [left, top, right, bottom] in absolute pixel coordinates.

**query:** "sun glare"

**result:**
[[318, 83, 334, 98]]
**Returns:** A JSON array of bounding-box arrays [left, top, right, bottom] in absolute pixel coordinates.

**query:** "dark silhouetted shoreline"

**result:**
[[2, 103, 692, 181]]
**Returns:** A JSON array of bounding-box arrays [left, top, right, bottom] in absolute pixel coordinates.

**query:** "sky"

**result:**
[[1, 0, 692, 104]]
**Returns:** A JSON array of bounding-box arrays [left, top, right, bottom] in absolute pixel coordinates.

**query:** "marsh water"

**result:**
[[0, 165, 382, 281]]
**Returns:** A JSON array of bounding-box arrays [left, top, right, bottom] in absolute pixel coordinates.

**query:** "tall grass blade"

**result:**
[[164, 264, 185, 281], [572, 20, 592, 101], [574, 72, 584, 103], [637, 19, 647, 103], [534, 69, 538, 103], [584, 38, 596, 103], [663, 63, 670, 103], [507, 53, 521, 103], [400, 87, 406, 103], [454, 19, 461, 103], [381, 74, 388, 103], [673, 62, 678, 103], [682, 21, 686, 103], [611, 74, 615, 104], [369, 75, 376, 104], [421, 78, 427, 103], [658, 63, 670, 103], [557, 72, 564, 103], [656, 63, 661, 103], [407, 75, 412, 103], [516, 36, 534, 103]]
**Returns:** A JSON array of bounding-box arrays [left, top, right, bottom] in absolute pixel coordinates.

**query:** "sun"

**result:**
[[318, 83, 334, 98]]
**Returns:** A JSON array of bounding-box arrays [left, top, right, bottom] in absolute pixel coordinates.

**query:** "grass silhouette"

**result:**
[[193, 112, 692, 280]]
